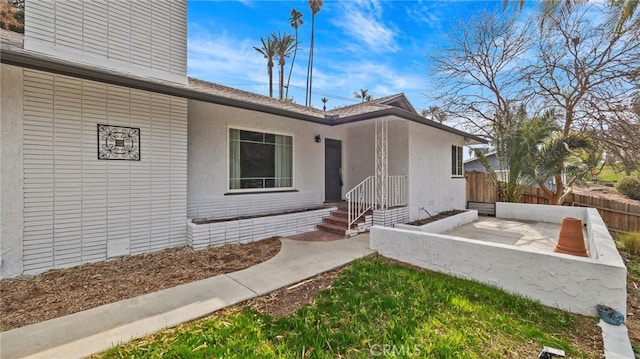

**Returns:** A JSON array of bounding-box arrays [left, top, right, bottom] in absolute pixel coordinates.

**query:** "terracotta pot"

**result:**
[[554, 217, 588, 257]]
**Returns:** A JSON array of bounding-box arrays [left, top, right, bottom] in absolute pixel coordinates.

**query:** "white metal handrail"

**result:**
[[346, 176, 375, 231], [346, 175, 408, 233], [387, 175, 408, 208]]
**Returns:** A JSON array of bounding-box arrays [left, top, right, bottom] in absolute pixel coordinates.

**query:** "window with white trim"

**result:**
[[451, 145, 464, 177], [229, 129, 293, 190]]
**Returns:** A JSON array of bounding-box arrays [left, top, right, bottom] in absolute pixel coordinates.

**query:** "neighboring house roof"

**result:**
[[463, 151, 498, 165], [1, 30, 487, 144], [464, 151, 501, 173]]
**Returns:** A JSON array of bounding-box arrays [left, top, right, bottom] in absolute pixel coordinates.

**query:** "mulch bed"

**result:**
[[244, 266, 344, 317], [0, 237, 281, 332]]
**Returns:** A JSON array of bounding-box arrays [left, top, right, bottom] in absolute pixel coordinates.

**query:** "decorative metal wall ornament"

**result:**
[[97, 124, 140, 160]]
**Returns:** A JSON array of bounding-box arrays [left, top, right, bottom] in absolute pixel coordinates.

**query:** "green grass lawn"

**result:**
[[596, 165, 639, 183], [97, 258, 600, 358]]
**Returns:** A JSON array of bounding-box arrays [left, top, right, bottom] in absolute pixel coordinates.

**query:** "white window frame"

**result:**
[[227, 126, 295, 193], [452, 145, 464, 177]]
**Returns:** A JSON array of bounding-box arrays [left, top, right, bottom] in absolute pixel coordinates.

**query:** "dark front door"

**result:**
[[324, 139, 342, 201]]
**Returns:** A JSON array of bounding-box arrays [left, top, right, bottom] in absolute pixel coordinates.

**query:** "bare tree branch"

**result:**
[[428, 10, 534, 139]]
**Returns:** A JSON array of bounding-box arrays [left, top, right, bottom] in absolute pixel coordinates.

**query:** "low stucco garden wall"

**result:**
[[370, 203, 627, 316], [394, 210, 478, 233], [187, 207, 335, 250]]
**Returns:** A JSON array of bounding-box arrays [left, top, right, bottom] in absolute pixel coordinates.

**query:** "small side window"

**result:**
[[451, 145, 463, 177]]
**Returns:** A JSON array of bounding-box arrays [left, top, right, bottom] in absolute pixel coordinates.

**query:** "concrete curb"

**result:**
[[599, 320, 635, 358]]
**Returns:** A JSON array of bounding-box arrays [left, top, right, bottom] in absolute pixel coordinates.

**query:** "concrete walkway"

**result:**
[[0, 234, 375, 359]]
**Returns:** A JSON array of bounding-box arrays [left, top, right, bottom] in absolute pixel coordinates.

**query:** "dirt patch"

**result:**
[[0, 237, 281, 332], [574, 183, 640, 207], [244, 267, 344, 317], [405, 209, 466, 226]]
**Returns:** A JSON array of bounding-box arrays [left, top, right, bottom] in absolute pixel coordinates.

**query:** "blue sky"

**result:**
[[187, 0, 517, 112]]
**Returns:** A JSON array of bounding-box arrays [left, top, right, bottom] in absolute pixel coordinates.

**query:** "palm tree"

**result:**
[[254, 36, 277, 98], [272, 32, 297, 100], [508, 0, 638, 34], [528, 132, 594, 204], [475, 107, 554, 202], [321, 97, 328, 111], [285, 9, 303, 99], [306, 0, 323, 107], [353, 89, 372, 103], [477, 106, 594, 204], [424, 106, 447, 123]]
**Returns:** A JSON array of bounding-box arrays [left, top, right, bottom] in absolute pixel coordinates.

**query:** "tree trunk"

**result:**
[[279, 57, 285, 100], [306, 15, 315, 107], [285, 29, 298, 99], [538, 173, 566, 205], [268, 62, 273, 98]]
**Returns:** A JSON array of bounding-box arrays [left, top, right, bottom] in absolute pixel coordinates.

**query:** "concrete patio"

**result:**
[[442, 217, 564, 252]]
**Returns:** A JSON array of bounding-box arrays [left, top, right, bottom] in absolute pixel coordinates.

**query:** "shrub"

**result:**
[[617, 232, 640, 256], [616, 176, 640, 200]]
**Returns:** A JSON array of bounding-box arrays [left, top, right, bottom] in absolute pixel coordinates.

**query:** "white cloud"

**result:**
[[188, 24, 314, 101], [331, 0, 399, 53], [186, 6, 429, 108], [308, 59, 428, 107], [405, 1, 445, 29], [235, 0, 255, 8], [188, 25, 266, 80]]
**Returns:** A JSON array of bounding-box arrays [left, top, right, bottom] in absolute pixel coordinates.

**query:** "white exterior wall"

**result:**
[[187, 100, 342, 217], [388, 119, 409, 176], [24, 0, 187, 83], [407, 122, 466, 220], [1, 64, 25, 278], [14, 69, 187, 276], [342, 121, 374, 190], [341, 118, 408, 191], [371, 204, 627, 316]]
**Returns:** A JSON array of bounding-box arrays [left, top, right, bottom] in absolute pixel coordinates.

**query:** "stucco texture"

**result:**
[[1, 64, 24, 278], [408, 122, 466, 220], [187, 100, 339, 204]]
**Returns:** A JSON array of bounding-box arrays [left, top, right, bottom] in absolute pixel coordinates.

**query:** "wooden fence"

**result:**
[[466, 171, 640, 233]]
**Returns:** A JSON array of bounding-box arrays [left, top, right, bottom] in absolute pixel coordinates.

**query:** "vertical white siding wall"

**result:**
[[21, 69, 187, 275], [24, 0, 187, 84], [408, 122, 466, 220]]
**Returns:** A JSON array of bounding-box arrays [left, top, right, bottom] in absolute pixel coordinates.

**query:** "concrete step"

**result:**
[[316, 222, 347, 236], [331, 210, 348, 218], [323, 216, 349, 226]]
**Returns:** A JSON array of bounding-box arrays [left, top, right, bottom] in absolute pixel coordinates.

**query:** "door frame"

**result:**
[[324, 138, 342, 201]]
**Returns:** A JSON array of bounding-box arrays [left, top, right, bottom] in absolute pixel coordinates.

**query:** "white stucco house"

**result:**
[[0, 0, 485, 278]]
